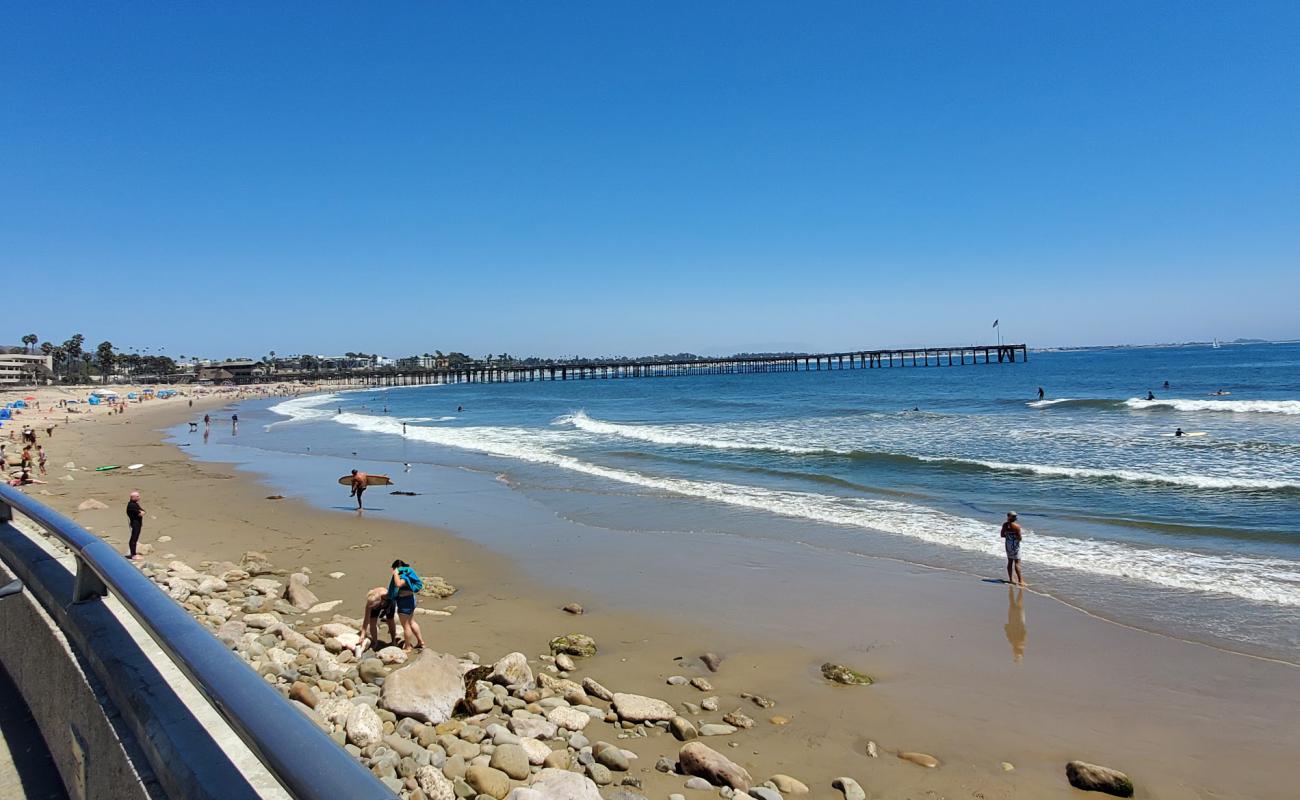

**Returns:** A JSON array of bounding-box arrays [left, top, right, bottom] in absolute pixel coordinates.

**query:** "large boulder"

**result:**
[[611, 693, 675, 723], [466, 765, 511, 799], [1066, 761, 1134, 797], [490, 743, 531, 780], [821, 663, 873, 686], [490, 652, 535, 688], [380, 651, 466, 724], [523, 768, 602, 800], [678, 742, 752, 790], [283, 572, 319, 611]]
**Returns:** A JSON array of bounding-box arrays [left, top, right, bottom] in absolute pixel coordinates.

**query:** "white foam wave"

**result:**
[[267, 393, 340, 426], [333, 410, 1300, 607], [560, 412, 1298, 492], [1125, 398, 1300, 415], [1026, 398, 1079, 408]]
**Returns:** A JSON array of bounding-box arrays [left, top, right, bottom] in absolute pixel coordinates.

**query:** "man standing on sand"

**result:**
[[349, 469, 368, 510], [1000, 511, 1023, 586], [126, 491, 145, 560]]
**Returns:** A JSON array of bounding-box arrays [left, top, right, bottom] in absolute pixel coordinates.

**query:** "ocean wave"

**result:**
[[1124, 398, 1300, 415], [266, 393, 340, 427], [1026, 398, 1121, 409], [331, 410, 1300, 607], [557, 411, 1299, 493]]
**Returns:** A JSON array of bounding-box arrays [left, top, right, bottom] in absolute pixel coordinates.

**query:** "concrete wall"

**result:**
[[0, 513, 285, 800]]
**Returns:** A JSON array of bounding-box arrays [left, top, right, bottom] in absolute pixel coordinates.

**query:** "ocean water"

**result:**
[[198, 343, 1300, 659]]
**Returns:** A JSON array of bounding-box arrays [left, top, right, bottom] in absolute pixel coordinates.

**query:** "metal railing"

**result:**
[[0, 485, 395, 800]]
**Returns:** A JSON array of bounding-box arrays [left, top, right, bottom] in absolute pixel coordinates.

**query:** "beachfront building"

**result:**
[[0, 353, 53, 385], [197, 359, 264, 383]]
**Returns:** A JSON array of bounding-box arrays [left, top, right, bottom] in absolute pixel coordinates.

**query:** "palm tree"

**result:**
[[22, 334, 37, 353]]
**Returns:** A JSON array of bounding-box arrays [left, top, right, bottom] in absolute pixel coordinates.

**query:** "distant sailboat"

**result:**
[[1212, 338, 1221, 349]]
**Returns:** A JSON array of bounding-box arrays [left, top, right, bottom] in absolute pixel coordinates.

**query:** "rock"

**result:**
[[509, 716, 558, 740], [667, 676, 688, 686], [593, 742, 629, 771], [418, 575, 457, 599], [562, 603, 584, 615], [677, 742, 752, 791], [864, 741, 878, 758], [316, 697, 353, 726], [328, 571, 346, 579], [243, 613, 280, 629], [490, 652, 535, 689], [381, 651, 467, 724], [700, 697, 719, 712], [215, 620, 245, 649], [1065, 761, 1134, 797], [820, 663, 873, 686], [581, 678, 613, 702], [377, 646, 409, 665], [358, 658, 389, 683], [832, 777, 865, 800], [545, 706, 590, 731], [307, 600, 343, 614], [416, 765, 456, 800], [768, 716, 789, 726], [542, 750, 571, 770], [683, 777, 713, 791], [749, 789, 781, 800], [670, 717, 698, 741], [518, 738, 550, 765], [77, 498, 109, 511], [899, 752, 939, 768], [769, 775, 808, 794], [689, 677, 713, 692], [699, 724, 737, 737], [1001, 762, 1015, 772], [249, 577, 282, 595], [289, 681, 319, 709], [528, 768, 602, 800], [553, 653, 575, 672], [549, 634, 597, 658], [195, 576, 228, 595], [465, 765, 511, 799], [722, 711, 754, 729], [586, 763, 612, 785], [700, 653, 723, 672], [611, 693, 676, 723], [490, 743, 531, 780], [345, 703, 383, 748]]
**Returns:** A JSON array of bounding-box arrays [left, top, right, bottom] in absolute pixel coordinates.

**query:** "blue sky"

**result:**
[[3, 2, 1297, 359]]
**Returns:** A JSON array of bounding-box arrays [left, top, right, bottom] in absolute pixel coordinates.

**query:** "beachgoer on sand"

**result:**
[[204, 414, 210, 427], [37, 445, 46, 475], [1000, 511, 1023, 586], [126, 491, 145, 560], [356, 586, 398, 654], [388, 560, 427, 650], [348, 469, 369, 509]]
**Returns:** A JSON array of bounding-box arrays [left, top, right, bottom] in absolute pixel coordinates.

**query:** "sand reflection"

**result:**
[[1004, 586, 1027, 663]]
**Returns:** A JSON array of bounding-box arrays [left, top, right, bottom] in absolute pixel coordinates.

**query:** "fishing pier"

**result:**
[[327, 343, 1027, 387]]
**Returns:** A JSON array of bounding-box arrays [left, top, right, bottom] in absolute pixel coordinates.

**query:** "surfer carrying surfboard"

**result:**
[[349, 469, 368, 510]]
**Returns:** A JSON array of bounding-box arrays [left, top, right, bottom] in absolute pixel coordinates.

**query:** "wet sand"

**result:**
[[7, 387, 1298, 799]]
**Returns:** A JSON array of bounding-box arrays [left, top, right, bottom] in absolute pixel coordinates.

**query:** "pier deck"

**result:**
[[318, 343, 1027, 387]]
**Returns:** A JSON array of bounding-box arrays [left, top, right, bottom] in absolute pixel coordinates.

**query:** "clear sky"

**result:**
[[3, 2, 1297, 360]]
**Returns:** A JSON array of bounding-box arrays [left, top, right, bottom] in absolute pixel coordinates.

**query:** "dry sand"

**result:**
[[4, 384, 1298, 799]]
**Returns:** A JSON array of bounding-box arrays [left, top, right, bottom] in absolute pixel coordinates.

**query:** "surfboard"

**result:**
[[95, 465, 120, 471], [1160, 432, 1207, 437], [127, 464, 144, 470], [337, 474, 394, 486]]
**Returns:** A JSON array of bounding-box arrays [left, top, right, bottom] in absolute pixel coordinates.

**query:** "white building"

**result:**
[[0, 353, 52, 385]]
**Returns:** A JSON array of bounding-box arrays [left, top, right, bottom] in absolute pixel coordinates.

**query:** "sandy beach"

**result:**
[[3, 384, 1298, 799]]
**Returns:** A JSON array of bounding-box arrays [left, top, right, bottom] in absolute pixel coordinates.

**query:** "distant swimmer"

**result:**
[[1146, 390, 1156, 401], [1000, 512, 1024, 586], [1163, 380, 1170, 389], [1037, 387, 1045, 401], [457, 405, 463, 412], [403, 462, 412, 472], [349, 469, 368, 510], [1174, 427, 1185, 437], [402, 422, 407, 435]]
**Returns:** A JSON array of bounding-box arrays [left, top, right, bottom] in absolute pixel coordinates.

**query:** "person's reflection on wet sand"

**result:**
[[1005, 586, 1027, 663]]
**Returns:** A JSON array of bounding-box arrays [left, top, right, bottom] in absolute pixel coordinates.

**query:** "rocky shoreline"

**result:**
[[135, 550, 1136, 799]]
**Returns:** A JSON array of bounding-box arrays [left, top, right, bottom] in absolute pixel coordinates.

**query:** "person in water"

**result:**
[[1147, 390, 1156, 401], [1000, 511, 1024, 586], [349, 468, 368, 510], [1037, 387, 1045, 401], [1175, 427, 1185, 437], [1163, 380, 1170, 388]]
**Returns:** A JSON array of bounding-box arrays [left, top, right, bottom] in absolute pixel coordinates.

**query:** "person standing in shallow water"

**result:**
[[1000, 511, 1023, 586]]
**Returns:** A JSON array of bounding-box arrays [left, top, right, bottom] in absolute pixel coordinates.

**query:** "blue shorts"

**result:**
[[1005, 537, 1021, 561], [394, 593, 416, 616]]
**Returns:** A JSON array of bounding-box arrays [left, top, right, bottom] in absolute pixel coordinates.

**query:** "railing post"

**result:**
[[73, 555, 108, 603]]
